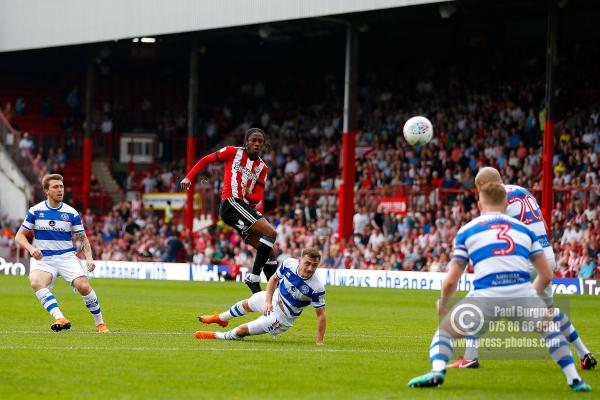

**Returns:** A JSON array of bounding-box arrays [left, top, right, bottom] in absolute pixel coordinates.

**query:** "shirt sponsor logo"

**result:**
[[232, 164, 259, 181], [35, 225, 69, 232]]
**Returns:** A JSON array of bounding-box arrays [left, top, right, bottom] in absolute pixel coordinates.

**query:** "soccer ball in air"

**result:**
[[403, 116, 433, 146]]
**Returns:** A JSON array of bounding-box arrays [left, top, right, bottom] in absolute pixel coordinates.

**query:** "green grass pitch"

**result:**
[[0, 275, 598, 399]]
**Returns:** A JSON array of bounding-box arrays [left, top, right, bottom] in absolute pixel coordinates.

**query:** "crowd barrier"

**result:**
[[1, 258, 597, 296]]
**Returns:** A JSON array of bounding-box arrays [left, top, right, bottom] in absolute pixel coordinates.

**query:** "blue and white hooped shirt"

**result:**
[[452, 212, 543, 291], [275, 257, 326, 318], [21, 201, 84, 257], [504, 184, 554, 263]]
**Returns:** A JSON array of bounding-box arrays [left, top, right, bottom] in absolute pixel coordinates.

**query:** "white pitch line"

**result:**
[[0, 345, 419, 353], [0, 331, 425, 339]]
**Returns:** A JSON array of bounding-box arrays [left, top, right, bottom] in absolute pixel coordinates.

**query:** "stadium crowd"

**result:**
[[79, 70, 599, 279], [4, 104, 598, 281], [2, 51, 599, 280]]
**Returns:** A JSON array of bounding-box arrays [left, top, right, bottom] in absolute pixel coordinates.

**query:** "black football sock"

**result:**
[[251, 236, 275, 276]]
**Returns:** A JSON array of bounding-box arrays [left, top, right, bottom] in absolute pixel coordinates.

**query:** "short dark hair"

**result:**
[[42, 174, 64, 190], [244, 128, 272, 153], [243, 128, 266, 146], [301, 248, 321, 260]]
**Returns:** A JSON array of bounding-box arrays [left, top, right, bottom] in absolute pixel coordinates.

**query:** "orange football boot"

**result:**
[[51, 318, 71, 332], [195, 331, 217, 339], [96, 323, 110, 333], [199, 314, 228, 327]]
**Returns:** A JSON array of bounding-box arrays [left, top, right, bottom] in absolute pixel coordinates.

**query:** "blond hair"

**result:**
[[479, 182, 507, 206], [475, 167, 502, 190], [301, 248, 321, 260], [42, 174, 64, 190]]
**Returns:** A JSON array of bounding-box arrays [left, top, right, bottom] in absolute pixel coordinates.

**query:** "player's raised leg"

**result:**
[[263, 257, 278, 280], [198, 292, 266, 329], [29, 268, 71, 332], [244, 221, 277, 293]]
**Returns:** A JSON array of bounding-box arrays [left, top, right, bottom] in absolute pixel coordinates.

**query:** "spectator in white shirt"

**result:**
[[353, 206, 370, 236], [283, 155, 299, 175], [561, 222, 583, 245], [18, 132, 34, 158]]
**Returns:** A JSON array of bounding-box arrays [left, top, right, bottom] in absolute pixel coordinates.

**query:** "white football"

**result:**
[[403, 116, 433, 146]]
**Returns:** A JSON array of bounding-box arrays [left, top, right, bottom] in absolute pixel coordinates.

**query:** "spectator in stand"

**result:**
[[15, 97, 25, 115], [284, 155, 299, 176], [164, 201, 173, 224], [561, 222, 583, 246], [578, 255, 597, 279], [124, 171, 136, 191], [56, 148, 66, 168], [18, 132, 34, 159], [100, 114, 113, 135], [353, 206, 370, 236], [300, 197, 318, 225], [142, 173, 158, 193]]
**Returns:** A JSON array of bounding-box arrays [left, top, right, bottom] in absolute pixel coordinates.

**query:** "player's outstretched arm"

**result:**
[[181, 152, 219, 190], [531, 253, 553, 295], [315, 307, 326, 346], [437, 258, 467, 316], [73, 231, 95, 272], [263, 274, 279, 316], [14, 227, 42, 260]]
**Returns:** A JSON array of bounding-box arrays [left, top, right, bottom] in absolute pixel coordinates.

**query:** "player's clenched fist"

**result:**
[[180, 178, 192, 190], [86, 261, 96, 272], [29, 247, 42, 260]]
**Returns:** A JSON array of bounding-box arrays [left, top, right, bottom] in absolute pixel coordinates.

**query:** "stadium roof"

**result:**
[[0, 0, 449, 53]]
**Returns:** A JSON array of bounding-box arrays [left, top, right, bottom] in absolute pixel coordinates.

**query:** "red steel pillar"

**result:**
[[83, 55, 95, 210], [185, 38, 200, 230], [541, 0, 557, 234], [338, 23, 358, 244]]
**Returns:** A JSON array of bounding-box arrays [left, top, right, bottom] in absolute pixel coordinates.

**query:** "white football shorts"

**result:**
[[246, 291, 295, 337], [30, 252, 87, 287]]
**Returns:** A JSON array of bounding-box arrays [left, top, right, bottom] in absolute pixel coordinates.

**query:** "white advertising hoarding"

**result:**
[[77, 261, 596, 295]]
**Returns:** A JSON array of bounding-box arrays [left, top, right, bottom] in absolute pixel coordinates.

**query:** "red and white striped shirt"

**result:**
[[217, 146, 268, 202]]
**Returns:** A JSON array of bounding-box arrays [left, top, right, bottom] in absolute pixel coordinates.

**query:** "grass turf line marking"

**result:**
[[0, 345, 420, 353], [0, 331, 425, 339]]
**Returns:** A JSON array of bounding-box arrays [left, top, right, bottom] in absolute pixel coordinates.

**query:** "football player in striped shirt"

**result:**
[[448, 167, 595, 370], [14, 174, 109, 333], [408, 183, 591, 392], [181, 128, 278, 293], [195, 248, 326, 346]]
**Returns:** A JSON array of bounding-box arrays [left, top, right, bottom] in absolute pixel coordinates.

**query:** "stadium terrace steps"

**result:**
[[60, 159, 114, 211], [92, 160, 122, 204]]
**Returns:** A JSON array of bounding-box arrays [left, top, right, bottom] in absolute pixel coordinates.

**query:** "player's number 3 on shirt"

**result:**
[[489, 223, 516, 256]]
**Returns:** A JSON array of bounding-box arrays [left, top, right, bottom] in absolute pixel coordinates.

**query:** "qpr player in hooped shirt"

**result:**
[[194, 248, 327, 346], [14, 173, 109, 333]]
